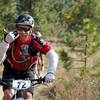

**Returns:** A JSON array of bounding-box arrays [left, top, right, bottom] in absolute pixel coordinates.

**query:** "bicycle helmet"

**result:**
[[16, 14, 35, 28]]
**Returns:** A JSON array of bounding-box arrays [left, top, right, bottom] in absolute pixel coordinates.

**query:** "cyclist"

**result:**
[[0, 14, 58, 100]]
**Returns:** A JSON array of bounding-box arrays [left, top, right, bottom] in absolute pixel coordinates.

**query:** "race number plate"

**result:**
[[12, 80, 31, 90]]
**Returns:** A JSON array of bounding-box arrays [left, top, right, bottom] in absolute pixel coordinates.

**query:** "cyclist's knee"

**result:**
[[3, 89, 15, 100]]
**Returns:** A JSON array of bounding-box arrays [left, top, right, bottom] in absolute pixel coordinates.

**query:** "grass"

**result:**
[[49, 43, 100, 100], [49, 73, 100, 100]]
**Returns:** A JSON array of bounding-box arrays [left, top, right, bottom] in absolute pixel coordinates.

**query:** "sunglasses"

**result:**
[[16, 27, 31, 32]]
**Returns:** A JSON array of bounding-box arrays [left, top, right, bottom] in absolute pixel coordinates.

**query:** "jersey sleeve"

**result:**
[[31, 37, 53, 54]]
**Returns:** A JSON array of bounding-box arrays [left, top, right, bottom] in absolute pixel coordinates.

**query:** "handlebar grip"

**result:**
[[37, 77, 45, 83]]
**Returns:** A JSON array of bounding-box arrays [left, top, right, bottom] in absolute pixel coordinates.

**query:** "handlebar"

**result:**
[[31, 77, 45, 86], [0, 77, 45, 90]]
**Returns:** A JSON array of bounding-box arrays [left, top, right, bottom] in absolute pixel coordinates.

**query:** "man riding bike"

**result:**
[[0, 14, 58, 100]]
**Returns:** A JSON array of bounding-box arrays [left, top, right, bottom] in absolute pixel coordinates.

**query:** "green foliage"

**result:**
[[63, 0, 97, 31], [16, 0, 33, 14], [0, 0, 67, 40], [60, 50, 72, 70], [83, 18, 100, 55], [62, 0, 100, 62], [90, 61, 100, 77], [0, 0, 17, 40], [31, 0, 66, 36], [89, 36, 100, 54], [79, 66, 89, 77], [83, 18, 97, 33]]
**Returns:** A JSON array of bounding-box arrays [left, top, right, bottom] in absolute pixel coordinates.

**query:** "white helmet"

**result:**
[[16, 14, 35, 27]]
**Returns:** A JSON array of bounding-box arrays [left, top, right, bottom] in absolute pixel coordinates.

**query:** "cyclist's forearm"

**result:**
[[46, 49, 58, 74]]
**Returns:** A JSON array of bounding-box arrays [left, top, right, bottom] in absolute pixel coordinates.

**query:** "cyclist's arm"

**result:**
[[46, 49, 58, 75], [31, 37, 58, 75], [0, 41, 9, 64], [0, 31, 17, 64]]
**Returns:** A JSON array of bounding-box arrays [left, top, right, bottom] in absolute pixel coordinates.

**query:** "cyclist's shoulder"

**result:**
[[31, 32, 47, 45], [31, 32, 42, 39]]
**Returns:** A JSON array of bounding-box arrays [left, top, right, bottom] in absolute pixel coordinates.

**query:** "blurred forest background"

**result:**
[[0, 0, 100, 100]]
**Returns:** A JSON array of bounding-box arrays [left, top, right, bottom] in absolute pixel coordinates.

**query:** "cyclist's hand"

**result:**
[[4, 31, 18, 43], [45, 73, 55, 83]]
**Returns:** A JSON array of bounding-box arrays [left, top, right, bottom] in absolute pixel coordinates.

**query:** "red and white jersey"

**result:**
[[6, 35, 53, 70]]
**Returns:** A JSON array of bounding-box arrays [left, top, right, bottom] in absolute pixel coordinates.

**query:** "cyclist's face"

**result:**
[[16, 25, 32, 40]]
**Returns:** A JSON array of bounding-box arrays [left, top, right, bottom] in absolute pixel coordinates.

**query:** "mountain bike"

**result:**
[[0, 77, 45, 100]]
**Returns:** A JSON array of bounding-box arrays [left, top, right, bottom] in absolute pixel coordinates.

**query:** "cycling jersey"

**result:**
[[5, 34, 52, 70]]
